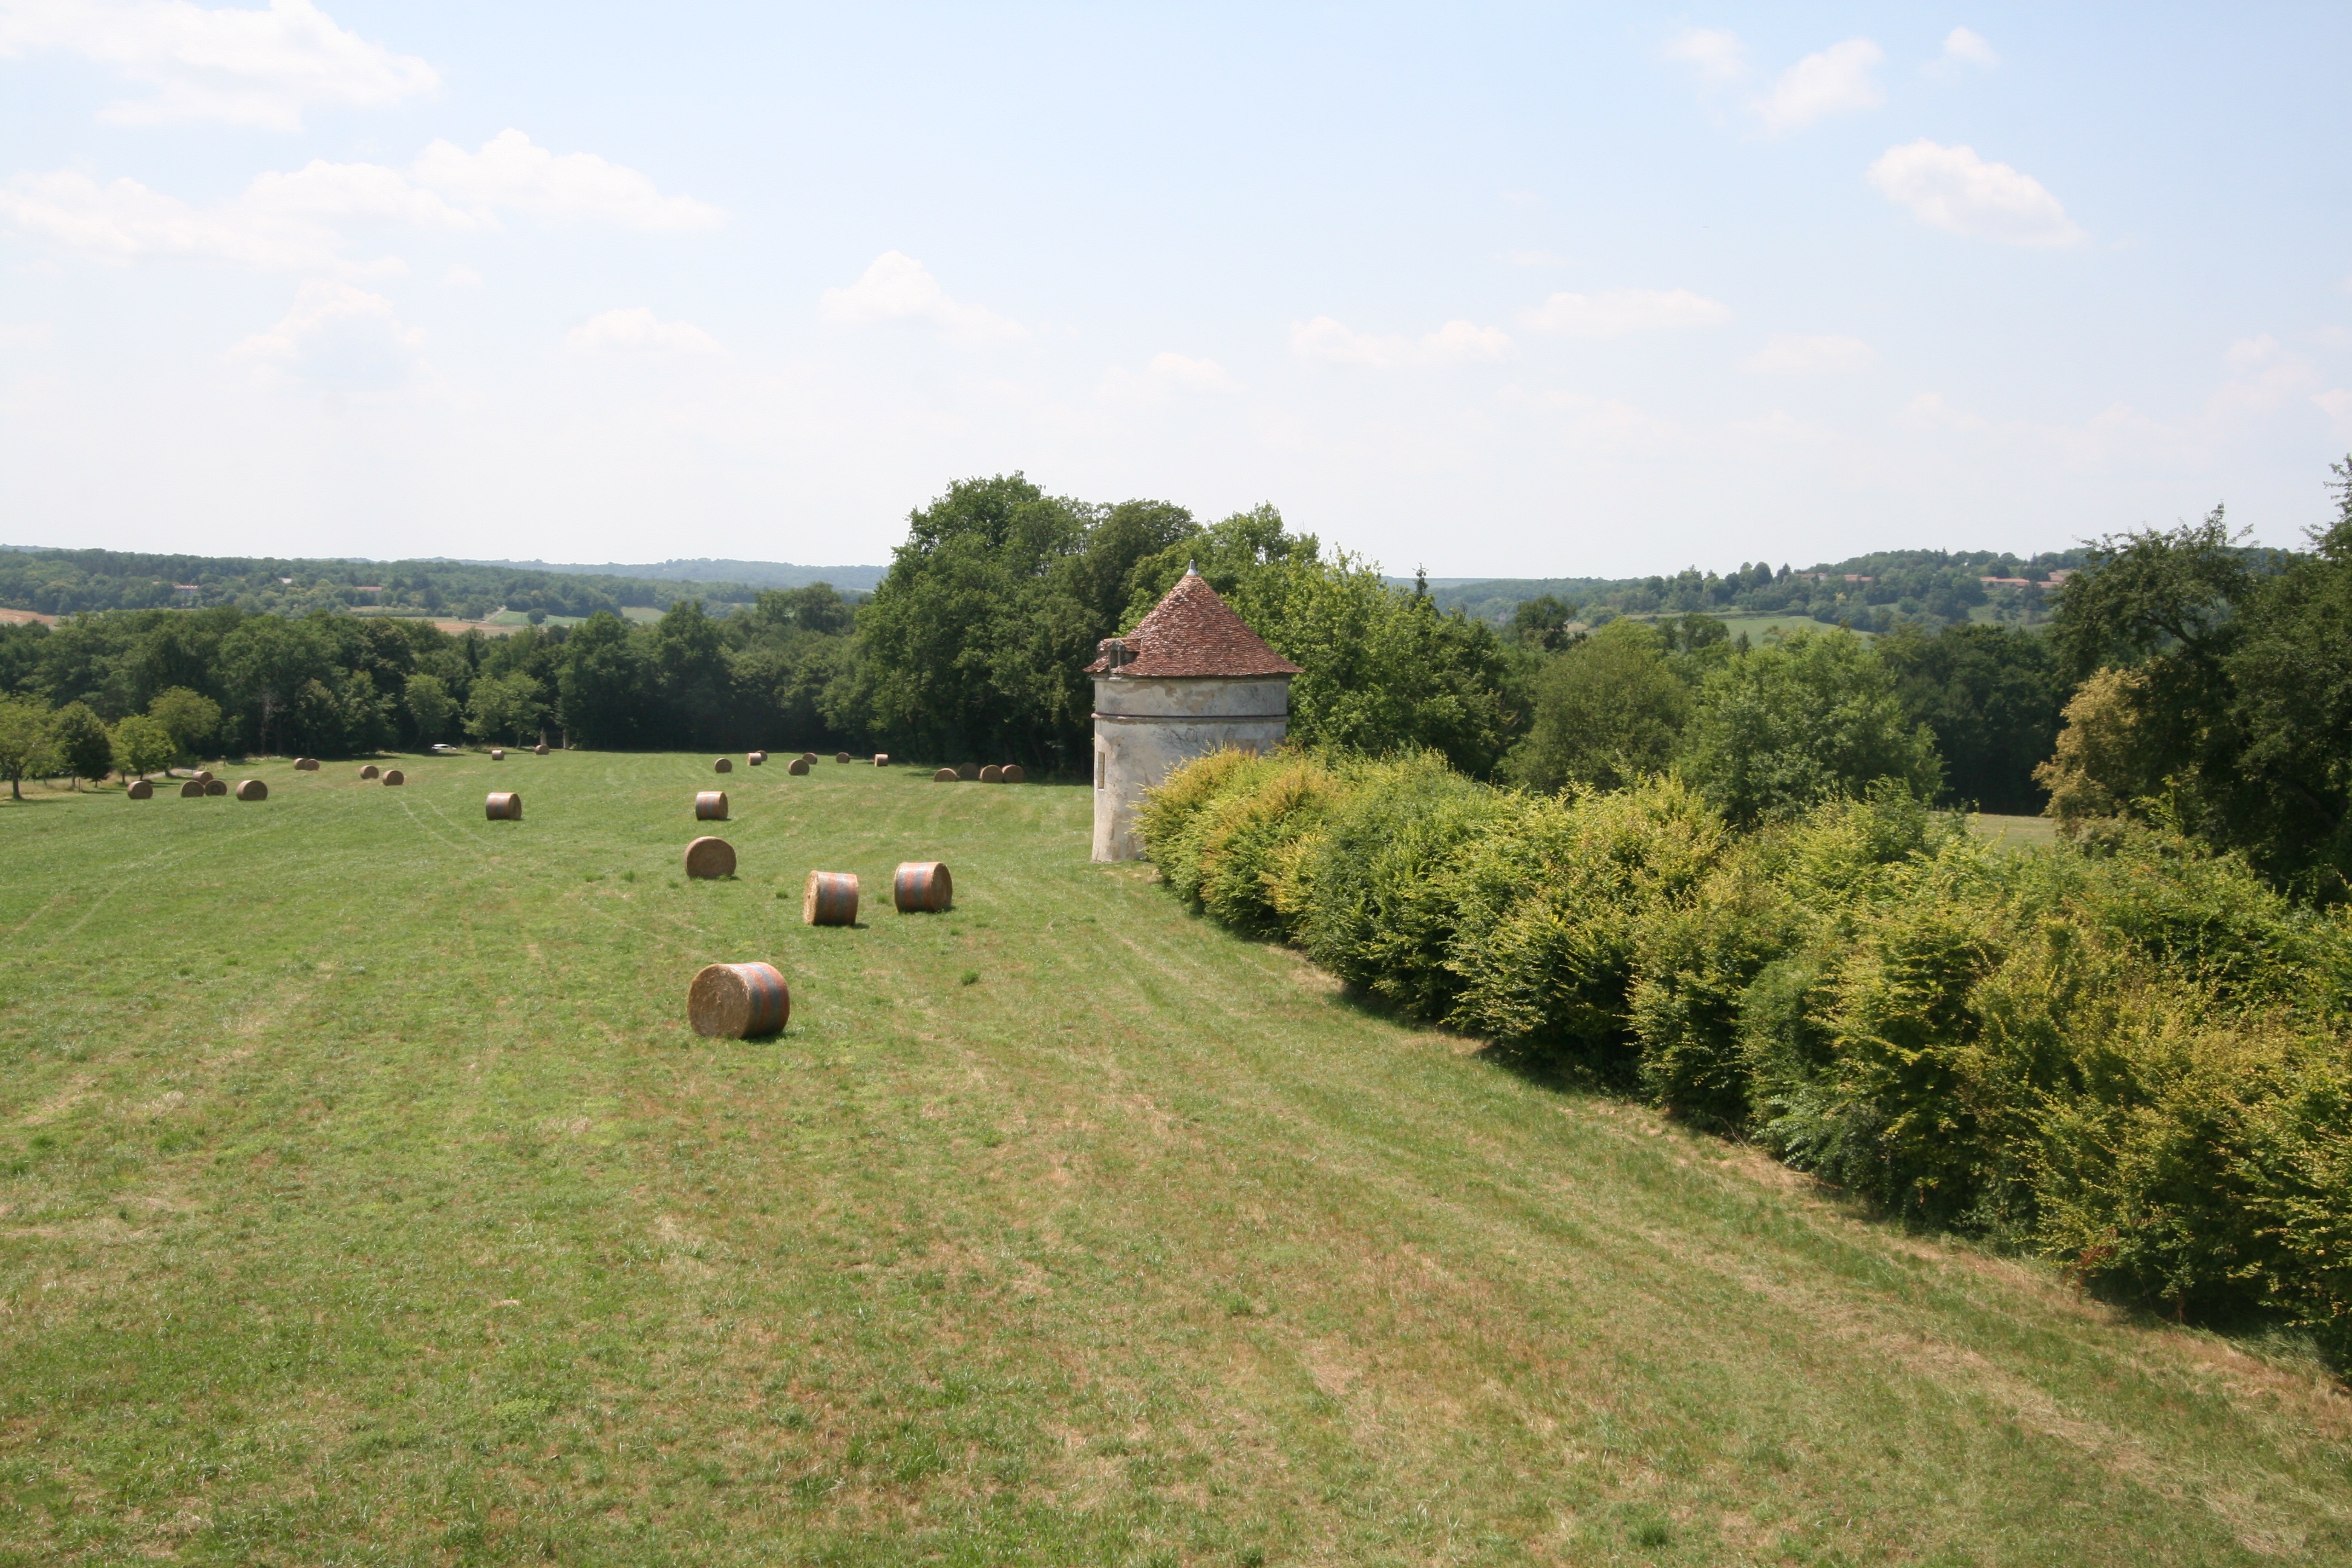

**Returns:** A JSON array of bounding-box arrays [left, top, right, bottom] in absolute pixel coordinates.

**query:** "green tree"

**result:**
[[404, 673, 456, 746], [146, 686, 221, 767], [1678, 630, 1942, 823], [1508, 619, 1689, 792], [0, 696, 59, 800], [1509, 594, 1578, 650], [1877, 622, 2066, 814], [49, 701, 113, 788], [464, 673, 547, 745], [557, 612, 649, 748], [109, 713, 176, 780]]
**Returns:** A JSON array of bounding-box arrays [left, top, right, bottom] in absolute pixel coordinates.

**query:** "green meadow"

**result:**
[[1, 754, 2346, 1566]]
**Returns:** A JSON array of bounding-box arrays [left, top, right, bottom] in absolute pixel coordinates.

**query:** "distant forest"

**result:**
[[1427, 547, 2094, 631], [0, 546, 779, 621]]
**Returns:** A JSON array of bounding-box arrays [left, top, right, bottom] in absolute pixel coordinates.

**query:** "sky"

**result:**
[[2, 1, 2349, 578]]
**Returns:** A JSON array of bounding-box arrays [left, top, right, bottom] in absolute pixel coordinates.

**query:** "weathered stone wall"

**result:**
[[1091, 675, 1290, 863]]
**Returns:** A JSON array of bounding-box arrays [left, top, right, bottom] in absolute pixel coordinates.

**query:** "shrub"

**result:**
[[1138, 746, 1268, 907], [1192, 754, 1351, 937]]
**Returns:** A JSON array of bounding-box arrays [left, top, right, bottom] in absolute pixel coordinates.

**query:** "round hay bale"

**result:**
[[293, 757, 319, 771], [485, 791, 522, 822], [835, 751, 851, 764], [126, 779, 154, 800], [893, 861, 952, 913], [803, 870, 858, 926], [382, 769, 405, 787], [978, 765, 1003, 783], [873, 753, 890, 766], [359, 763, 381, 779], [490, 748, 505, 761], [1002, 763, 1025, 783], [748, 750, 766, 766], [695, 791, 730, 822], [932, 768, 957, 783], [179, 780, 204, 798], [534, 742, 550, 756], [787, 757, 811, 776], [801, 752, 818, 763], [203, 779, 227, 796], [192, 770, 213, 783], [684, 835, 736, 879], [713, 757, 733, 774], [687, 961, 790, 1039], [235, 779, 267, 802], [956, 763, 980, 781]]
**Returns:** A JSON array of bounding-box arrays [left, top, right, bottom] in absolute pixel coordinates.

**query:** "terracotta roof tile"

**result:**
[[1085, 571, 1302, 679]]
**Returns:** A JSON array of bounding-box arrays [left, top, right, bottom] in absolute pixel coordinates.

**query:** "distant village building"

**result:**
[[1086, 570, 1299, 863]]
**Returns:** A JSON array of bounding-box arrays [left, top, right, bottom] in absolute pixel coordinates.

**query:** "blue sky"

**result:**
[[2, 2, 2348, 577]]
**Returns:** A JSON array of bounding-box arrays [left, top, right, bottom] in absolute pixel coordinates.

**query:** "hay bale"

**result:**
[[359, 763, 381, 779], [293, 757, 319, 771], [203, 779, 227, 796], [803, 870, 858, 926], [835, 751, 851, 764], [893, 861, 952, 913], [687, 961, 790, 1038], [956, 763, 980, 781], [491, 748, 505, 761], [788, 757, 811, 776], [801, 752, 818, 763], [535, 742, 550, 756], [234, 779, 267, 802], [684, 835, 736, 879], [126, 779, 154, 800], [748, 750, 767, 766], [485, 791, 522, 821], [713, 757, 733, 774], [180, 780, 204, 798], [932, 768, 957, 782], [695, 791, 730, 822], [1002, 763, 1025, 783], [382, 769, 405, 786], [978, 765, 1003, 783], [873, 753, 889, 766], [192, 770, 213, 783]]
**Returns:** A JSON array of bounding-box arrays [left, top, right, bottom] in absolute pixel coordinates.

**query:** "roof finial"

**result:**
[[1187, 558, 1198, 576]]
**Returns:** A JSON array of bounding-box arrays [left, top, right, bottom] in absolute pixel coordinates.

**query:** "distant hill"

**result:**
[[457, 558, 887, 592]]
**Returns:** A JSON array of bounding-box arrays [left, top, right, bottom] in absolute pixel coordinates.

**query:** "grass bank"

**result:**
[[1, 755, 2345, 1564]]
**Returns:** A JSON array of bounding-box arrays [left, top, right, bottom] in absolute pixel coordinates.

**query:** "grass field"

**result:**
[[2, 756, 2347, 1566]]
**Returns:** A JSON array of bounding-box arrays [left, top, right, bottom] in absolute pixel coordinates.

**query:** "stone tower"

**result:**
[[1088, 570, 1299, 863]]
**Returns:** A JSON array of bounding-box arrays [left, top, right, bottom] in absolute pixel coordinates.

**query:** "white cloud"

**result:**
[[1756, 39, 1883, 132], [0, 321, 53, 347], [1743, 333, 1875, 374], [1498, 248, 1569, 267], [1290, 315, 1510, 368], [2317, 388, 2352, 434], [442, 263, 481, 287], [0, 0, 438, 131], [1097, 350, 1243, 402], [820, 251, 1024, 345], [411, 130, 723, 231], [1939, 27, 1998, 69], [567, 307, 721, 356], [0, 131, 720, 270], [1662, 26, 1746, 83], [1894, 392, 1989, 434], [228, 278, 420, 388], [1518, 287, 1731, 337], [1867, 140, 2085, 247]]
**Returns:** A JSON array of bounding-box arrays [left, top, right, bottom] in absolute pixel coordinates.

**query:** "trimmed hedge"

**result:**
[[1142, 746, 2352, 1359]]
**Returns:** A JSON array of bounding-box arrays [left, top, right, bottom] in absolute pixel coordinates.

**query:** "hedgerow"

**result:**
[[1142, 745, 2352, 1361]]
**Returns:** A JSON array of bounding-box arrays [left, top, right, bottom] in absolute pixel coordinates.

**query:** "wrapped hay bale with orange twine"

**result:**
[[204, 779, 228, 796], [126, 780, 153, 800], [803, 871, 858, 926], [748, 750, 766, 765], [687, 961, 790, 1039], [695, 791, 729, 821], [893, 861, 952, 913], [1002, 763, 1025, 783], [235, 779, 266, 801], [294, 757, 319, 771], [485, 791, 522, 821], [382, 769, 404, 786], [179, 780, 204, 798], [978, 765, 1002, 783], [713, 757, 733, 774], [684, 836, 736, 879], [359, 763, 380, 779], [787, 757, 811, 775], [932, 768, 956, 782]]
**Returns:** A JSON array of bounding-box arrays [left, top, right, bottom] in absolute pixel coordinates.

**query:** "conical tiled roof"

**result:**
[[1085, 570, 1302, 679]]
